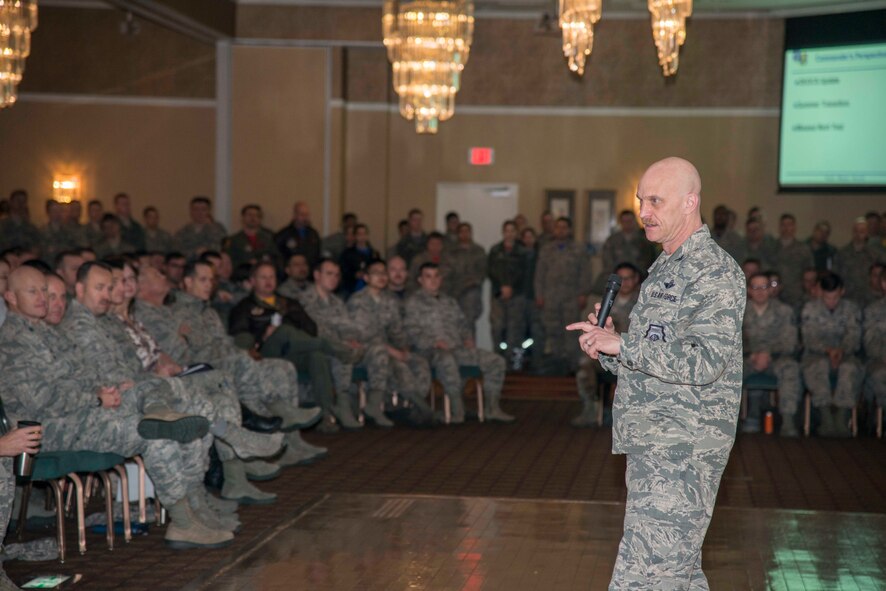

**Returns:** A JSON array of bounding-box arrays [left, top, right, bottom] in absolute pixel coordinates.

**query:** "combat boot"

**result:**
[[831, 408, 852, 438], [265, 401, 323, 431], [817, 405, 835, 436], [485, 394, 515, 423], [364, 390, 394, 428], [165, 498, 234, 550], [204, 492, 238, 515], [447, 393, 466, 424], [316, 412, 341, 434], [244, 459, 282, 482], [189, 487, 240, 533], [218, 425, 285, 460], [332, 397, 362, 430], [570, 400, 596, 428], [138, 407, 210, 443], [220, 460, 277, 505], [275, 432, 328, 467]]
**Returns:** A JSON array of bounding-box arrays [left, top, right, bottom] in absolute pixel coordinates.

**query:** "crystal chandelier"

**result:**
[[558, 0, 601, 76], [648, 0, 691, 77], [382, 0, 474, 134], [0, 0, 38, 108]]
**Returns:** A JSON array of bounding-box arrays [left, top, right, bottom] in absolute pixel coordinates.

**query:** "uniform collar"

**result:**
[[650, 225, 710, 273]]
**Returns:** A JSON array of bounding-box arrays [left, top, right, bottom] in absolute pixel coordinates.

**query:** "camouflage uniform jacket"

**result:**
[[403, 290, 471, 355], [296, 287, 358, 343], [773, 239, 814, 307], [739, 235, 778, 269], [864, 298, 886, 362], [40, 223, 78, 265], [601, 231, 657, 276], [145, 228, 175, 253], [119, 219, 146, 251], [834, 243, 885, 304], [174, 222, 228, 259], [534, 241, 592, 300], [167, 291, 238, 361], [224, 227, 278, 270], [59, 300, 139, 384], [347, 289, 409, 349], [0, 313, 103, 446], [133, 300, 192, 364], [487, 241, 526, 296], [277, 277, 309, 300], [0, 217, 41, 252], [800, 298, 862, 359], [409, 252, 454, 295], [599, 225, 746, 457], [743, 299, 798, 359], [712, 229, 744, 263], [448, 242, 486, 297]]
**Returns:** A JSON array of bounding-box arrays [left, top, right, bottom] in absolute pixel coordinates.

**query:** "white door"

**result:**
[[436, 182, 519, 351]]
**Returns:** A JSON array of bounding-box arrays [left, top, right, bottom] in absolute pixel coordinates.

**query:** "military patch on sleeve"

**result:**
[[645, 323, 666, 342]]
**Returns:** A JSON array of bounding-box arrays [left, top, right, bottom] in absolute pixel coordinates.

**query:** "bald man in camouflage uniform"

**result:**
[[405, 263, 512, 424], [801, 273, 864, 437], [570, 158, 746, 590], [535, 217, 592, 372], [348, 259, 435, 425], [448, 223, 487, 336], [863, 272, 886, 411], [743, 272, 803, 437]]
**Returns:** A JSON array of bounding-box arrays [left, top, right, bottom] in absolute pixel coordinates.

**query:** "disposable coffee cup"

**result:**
[[13, 420, 41, 478]]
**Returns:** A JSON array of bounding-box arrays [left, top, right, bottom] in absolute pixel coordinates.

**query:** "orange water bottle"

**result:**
[[764, 411, 774, 435]]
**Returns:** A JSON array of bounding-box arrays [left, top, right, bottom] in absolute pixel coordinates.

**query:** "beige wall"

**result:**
[[230, 46, 329, 233], [0, 101, 214, 228], [341, 109, 884, 249]]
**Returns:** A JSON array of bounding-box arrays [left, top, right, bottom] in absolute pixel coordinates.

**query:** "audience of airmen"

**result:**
[[0, 188, 883, 585]]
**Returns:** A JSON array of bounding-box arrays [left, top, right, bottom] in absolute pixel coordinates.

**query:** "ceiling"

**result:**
[[232, 0, 886, 17]]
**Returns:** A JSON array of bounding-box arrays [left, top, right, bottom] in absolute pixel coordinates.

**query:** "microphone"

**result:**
[[597, 274, 623, 327]]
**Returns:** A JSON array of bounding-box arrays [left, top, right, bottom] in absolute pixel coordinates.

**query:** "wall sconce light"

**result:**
[[52, 175, 80, 203]]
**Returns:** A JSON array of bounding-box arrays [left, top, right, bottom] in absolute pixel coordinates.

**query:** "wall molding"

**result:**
[[16, 92, 216, 108], [340, 102, 780, 118]]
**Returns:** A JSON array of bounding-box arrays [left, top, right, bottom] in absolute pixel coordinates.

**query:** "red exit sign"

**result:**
[[468, 147, 494, 166]]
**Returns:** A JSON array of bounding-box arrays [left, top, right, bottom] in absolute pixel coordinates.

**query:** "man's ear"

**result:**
[[74, 282, 85, 301], [685, 192, 699, 214]]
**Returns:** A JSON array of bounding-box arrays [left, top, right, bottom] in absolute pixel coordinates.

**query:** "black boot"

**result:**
[[240, 403, 283, 433]]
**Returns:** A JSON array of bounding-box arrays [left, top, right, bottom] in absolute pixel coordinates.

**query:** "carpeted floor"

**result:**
[[5, 376, 885, 589]]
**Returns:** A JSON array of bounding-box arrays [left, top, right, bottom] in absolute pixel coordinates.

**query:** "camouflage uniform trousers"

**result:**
[[541, 295, 581, 369], [214, 353, 299, 417], [801, 355, 864, 409], [610, 450, 729, 591], [164, 370, 242, 463], [458, 287, 483, 337], [118, 383, 213, 488], [524, 299, 545, 356], [428, 348, 505, 403], [863, 361, 886, 406], [576, 357, 602, 407], [0, 458, 11, 547], [44, 411, 193, 506], [490, 295, 527, 351], [390, 355, 432, 407], [743, 358, 803, 416], [259, 326, 337, 412]]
